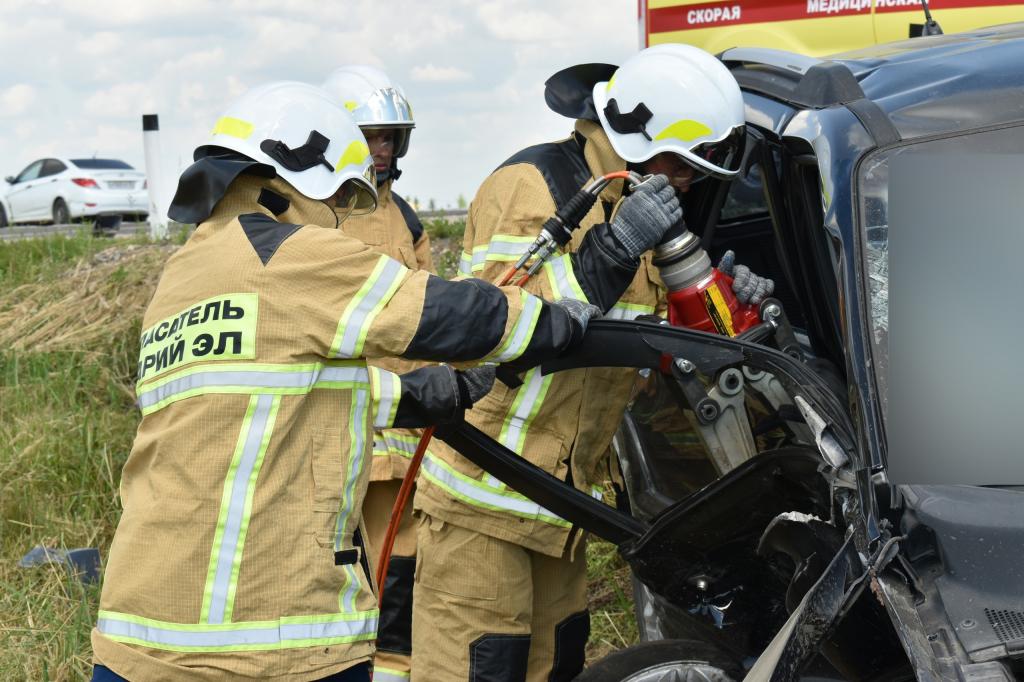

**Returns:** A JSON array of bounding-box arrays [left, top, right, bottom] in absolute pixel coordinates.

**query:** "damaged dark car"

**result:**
[[434, 24, 1024, 682]]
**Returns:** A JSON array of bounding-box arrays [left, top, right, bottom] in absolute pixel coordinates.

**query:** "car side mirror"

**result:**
[[4, 176, 14, 184]]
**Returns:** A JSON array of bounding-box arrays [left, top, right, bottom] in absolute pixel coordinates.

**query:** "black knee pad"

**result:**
[[377, 555, 414, 655], [550, 610, 590, 681], [469, 633, 531, 682]]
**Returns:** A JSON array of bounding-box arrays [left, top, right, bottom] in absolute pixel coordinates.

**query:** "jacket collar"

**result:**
[[574, 119, 627, 205], [208, 175, 340, 229]]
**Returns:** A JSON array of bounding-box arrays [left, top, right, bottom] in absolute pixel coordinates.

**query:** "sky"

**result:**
[[0, 0, 640, 213]]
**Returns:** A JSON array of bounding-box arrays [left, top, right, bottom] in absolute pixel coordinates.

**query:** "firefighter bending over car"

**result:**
[[411, 44, 772, 681]]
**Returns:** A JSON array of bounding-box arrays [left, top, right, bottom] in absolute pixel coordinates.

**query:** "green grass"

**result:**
[[424, 218, 466, 280], [0, 227, 636, 679], [0, 235, 143, 681], [0, 232, 110, 287]]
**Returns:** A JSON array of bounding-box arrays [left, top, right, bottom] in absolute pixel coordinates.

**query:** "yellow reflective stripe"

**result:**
[[96, 609, 378, 652], [369, 367, 401, 429], [421, 453, 570, 527], [486, 290, 542, 363], [498, 367, 554, 454], [480, 234, 535, 262], [654, 118, 713, 143], [373, 431, 428, 459], [200, 394, 280, 624], [373, 668, 410, 682], [336, 140, 371, 172], [543, 253, 588, 303], [136, 362, 370, 416], [338, 389, 370, 613], [332, 256, 408, 358], [458, 251, 473, 276], [462, 235, 536, 274], [605, 302, 656, 321], [212, 116, 254, 140]]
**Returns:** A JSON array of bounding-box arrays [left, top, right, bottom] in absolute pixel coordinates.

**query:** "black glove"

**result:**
[[610, 174, 683, 259], [718, 250, 774, 305], [455, 365, 496, 408]]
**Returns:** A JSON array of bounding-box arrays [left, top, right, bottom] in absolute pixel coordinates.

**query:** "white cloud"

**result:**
[[0, 84, 36, 117], [83, 82, 155, 118], [410, 64, 472, 83], [0, 0, 636, 207]]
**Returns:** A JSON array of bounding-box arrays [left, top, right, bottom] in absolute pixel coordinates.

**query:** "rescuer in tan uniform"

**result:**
[[321, 66, 431, 682], [88, 81, 607, 682], [412, 46, 771, 681]]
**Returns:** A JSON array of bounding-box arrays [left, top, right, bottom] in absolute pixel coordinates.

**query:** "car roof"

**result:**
[[724, 23, 1024, 141], [832, 23, 1024, 138]]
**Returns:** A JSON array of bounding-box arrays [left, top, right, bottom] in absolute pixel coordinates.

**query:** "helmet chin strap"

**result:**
[[376, 159, 402, 187]]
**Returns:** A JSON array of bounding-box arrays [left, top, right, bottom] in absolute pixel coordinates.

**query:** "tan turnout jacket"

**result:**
[[343, 180, 435, 482], [415, 121, 666, 558], [93, 174, 556, 681]]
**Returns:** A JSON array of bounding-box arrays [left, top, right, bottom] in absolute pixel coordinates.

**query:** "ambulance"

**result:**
[[639, 0, 1024, 54]]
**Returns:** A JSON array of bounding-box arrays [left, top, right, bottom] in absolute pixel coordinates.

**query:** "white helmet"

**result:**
[[322, 65, 415, 159], [196, 81, 377, 212], [592, 44, 746, 179]]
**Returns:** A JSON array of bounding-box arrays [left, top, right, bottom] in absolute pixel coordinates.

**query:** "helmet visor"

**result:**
[[685, 126, 746, 180]]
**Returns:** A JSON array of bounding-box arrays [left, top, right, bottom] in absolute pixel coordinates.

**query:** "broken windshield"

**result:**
[[858, 123, 1024, 429]]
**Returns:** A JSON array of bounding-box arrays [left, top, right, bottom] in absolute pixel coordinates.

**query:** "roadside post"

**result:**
[[142, 114, 168, 239]]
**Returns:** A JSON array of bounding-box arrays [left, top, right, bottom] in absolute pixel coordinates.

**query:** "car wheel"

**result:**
[[53, 198, 70, 225], [0, 204, 7, 228], [576, 640, 743, 682]]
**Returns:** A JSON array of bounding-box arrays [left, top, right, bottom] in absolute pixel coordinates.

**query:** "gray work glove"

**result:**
[[554, 298, 602, 343], [610, 174, 683, 260], [718, 250, 775, 305], [455, 365, 496, 407]]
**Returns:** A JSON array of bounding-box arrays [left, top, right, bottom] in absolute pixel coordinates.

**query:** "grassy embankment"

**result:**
[[0, 222, 635, 681]]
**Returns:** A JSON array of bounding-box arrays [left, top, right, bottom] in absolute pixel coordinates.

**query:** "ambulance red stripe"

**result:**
[[649, 0, 1022, 33]]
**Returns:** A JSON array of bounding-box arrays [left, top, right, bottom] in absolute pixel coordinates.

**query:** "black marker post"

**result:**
[[142, 114, 167, 239]]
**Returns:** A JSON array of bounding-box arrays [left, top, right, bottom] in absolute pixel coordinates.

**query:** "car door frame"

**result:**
[[31, 159, 68, 220], [6, 160, 45, 221]]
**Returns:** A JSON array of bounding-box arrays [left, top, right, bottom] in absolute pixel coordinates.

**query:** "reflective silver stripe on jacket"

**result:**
[[334, 256, 407, 358], [203, 394, 279, 624], [420, 453, 569, 527], [96, 611, 378, 650], [136, 364, 369, 414]]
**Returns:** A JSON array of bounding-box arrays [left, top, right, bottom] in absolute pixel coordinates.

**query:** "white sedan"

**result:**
[[0, 157, 148, 226]]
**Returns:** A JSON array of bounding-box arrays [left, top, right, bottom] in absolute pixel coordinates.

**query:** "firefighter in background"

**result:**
[[321, 65, 430, 682], [412, 44, 773, 681], [89, 81, 607, 682]]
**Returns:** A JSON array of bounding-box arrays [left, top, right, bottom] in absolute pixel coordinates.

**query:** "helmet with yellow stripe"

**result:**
[[592, 44, 745, 180], [198, 81, 377, 213]]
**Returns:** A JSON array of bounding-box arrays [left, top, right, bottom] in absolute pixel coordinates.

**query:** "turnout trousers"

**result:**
[[411, 514, 590, 682]]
